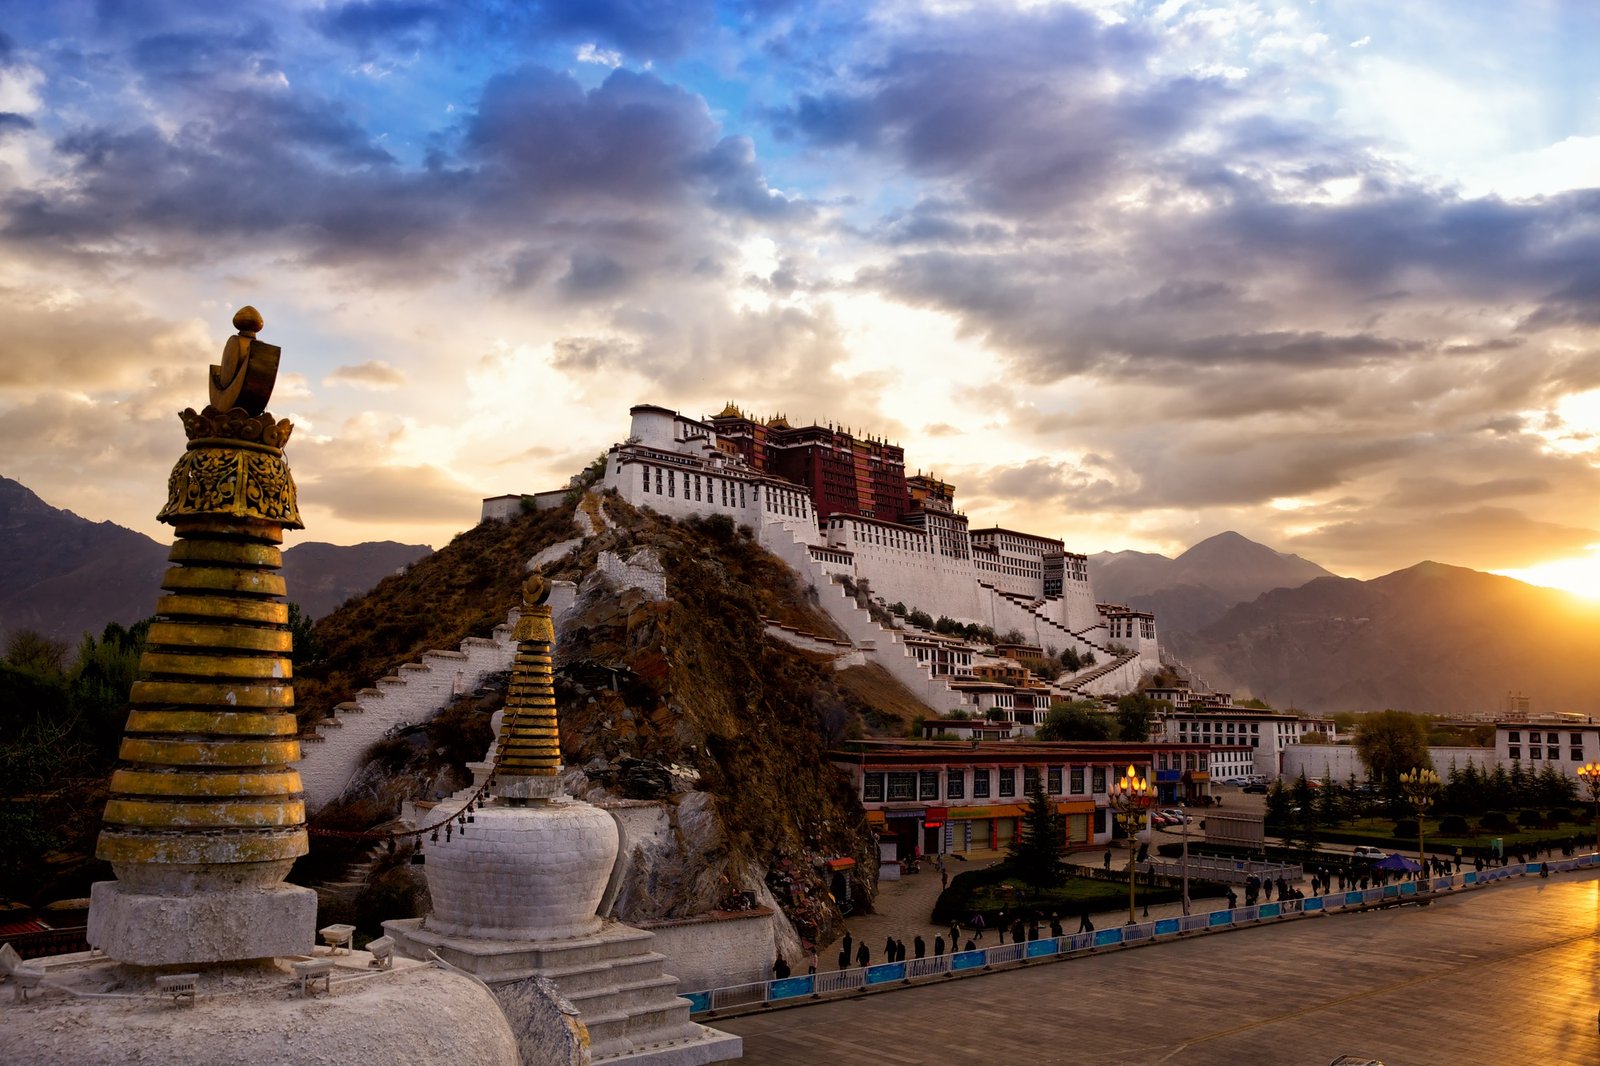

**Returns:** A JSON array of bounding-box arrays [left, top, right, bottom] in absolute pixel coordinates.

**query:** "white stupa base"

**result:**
[[0, 949, 519, 1066], [423, 799, 619, 941], [387, 918, 742, 1065], [87, 880, 316, 966]]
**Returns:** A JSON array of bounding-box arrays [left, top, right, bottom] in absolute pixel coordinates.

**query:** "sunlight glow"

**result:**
[[1496, 546, 1600, 600]]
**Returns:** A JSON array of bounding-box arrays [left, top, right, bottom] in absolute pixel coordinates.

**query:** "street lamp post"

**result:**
[[1108, 763, 1154, 924], [1577, 762, 1600, 854], [1399, 767, 1441, 883]]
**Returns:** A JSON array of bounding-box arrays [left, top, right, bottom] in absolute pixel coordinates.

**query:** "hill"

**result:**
[[1089, 531, 1336, 634], [1178, 561, 1600, 715], [0, 475, 429, 643], [296, 494, 892, 944]]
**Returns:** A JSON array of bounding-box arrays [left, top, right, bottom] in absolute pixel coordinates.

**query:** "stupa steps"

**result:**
[[585, 1004, 702, 1057]]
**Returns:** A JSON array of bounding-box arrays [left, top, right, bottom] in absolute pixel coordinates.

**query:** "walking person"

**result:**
[[933, 935, 945, 958], [807, 948, 818, 976], [914, 935, 926, 959], [855, 942, 869, 968], [772, 955, 790, 980], [970, 912, 985, 941]]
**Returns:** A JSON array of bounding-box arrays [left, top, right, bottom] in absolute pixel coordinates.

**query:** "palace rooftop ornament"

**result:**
[[88, 306, 316, 966]]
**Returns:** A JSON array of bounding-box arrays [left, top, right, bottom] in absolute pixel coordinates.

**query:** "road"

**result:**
[[720, 870, 1600, 1065]]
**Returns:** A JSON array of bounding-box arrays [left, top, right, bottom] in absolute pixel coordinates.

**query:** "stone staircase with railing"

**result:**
[[988, 587, 1141, 697], [296, 582, 578, 816]]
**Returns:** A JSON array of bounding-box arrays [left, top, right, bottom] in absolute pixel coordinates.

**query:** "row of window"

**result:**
[[1506, 731, 1585, 745], [637, 463, 809, 518], [1508, 747, 1585, 761], [862, 765, 1129, 804]]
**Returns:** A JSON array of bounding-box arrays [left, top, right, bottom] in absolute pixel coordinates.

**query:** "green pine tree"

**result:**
[[1006, 781, 1066, 892]]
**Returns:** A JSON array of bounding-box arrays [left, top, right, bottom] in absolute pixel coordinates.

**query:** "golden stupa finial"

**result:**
[[208, 305, 280, 415]]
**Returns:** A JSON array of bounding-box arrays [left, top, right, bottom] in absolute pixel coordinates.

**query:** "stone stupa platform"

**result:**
[[0, 947, 520, 1065], [388, 916, 742, 1064]]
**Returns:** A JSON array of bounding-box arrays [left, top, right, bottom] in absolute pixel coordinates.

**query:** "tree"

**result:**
[[1352, 709, 1431, 796], [3, 630, 69, 678], [1114, 692, 1167, 742], [286, 602, 323, 668], [1298, 730, 1330, 745], [1059, 647, 1082, 671], [1264, 780, 1292, 828], [1036, 701, 1113, 742], [1236, 698, 1273, 711], [1006, 781, 1066, 892], [906, 608, 934, 629]]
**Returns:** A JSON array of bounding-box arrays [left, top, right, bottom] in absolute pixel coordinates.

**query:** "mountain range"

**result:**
[[8, 473, 1597, 717], [1089, 530, 1337, 634], [0, 476, 432, 645]]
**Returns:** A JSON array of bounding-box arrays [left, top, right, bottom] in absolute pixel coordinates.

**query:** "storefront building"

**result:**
[[834, 739, 1214, 858]]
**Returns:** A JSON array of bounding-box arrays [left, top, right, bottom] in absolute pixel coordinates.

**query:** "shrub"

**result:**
[[1393, 819, 1418, 839], [1479, 810, 1512, 831], [1546, 807, 1572, 823], [1516, 809, 1542, 827], [1439, 814, 1470, 835], [906, 609, 934, 629]]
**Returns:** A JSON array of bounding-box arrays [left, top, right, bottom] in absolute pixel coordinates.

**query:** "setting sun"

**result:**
[[1496, 546, 1600, 600]]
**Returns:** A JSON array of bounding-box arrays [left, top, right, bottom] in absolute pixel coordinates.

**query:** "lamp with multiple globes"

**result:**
[[1577, 761, 1600, 853], [1398, 767, 1441, 883], [1107, 763, 1154, 924]]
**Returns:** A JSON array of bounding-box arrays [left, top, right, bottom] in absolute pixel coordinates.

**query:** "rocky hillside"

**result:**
[[1179, 561, 1600, 715], [299, 493, 901, 948]]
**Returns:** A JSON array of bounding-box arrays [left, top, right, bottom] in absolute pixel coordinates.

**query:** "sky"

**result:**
[[2, 1, 1600, 593]]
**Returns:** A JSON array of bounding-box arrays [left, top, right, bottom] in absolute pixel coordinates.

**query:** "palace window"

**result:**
[[1023, 767, 1040, 794], [1509, 747, 1521, 760], [1070, 768, 1085, 794], [972, 770, 991, 798], [1530, 747, 1542, 760], [641, 467, 649, 493], [655, 469, 663, 494], [668, 470, 676, 497], [1048, 766, 1063, 794], [946, 770, 964, 800], [998, 768, 1016, 797], [887, 772, 917, 801], [1508, 731, 1520, 742], [1091, 768, 1106, 793], [863, 773, 885, 802], [920, 771, 940, 801]]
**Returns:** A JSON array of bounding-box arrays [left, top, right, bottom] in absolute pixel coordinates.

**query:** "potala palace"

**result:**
[[489, 403, 1161, 722]]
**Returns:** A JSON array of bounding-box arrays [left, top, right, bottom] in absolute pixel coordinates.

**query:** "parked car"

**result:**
[[1242, 782, 1269, 794], [1149, 812, 1174, 827], [1352, 846, 1386, 861], [1158, 809, 1192, 824]]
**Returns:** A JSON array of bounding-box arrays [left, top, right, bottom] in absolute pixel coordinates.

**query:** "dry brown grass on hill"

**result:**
[[833, 664, 924, 735], [294, 502, 579, 725]]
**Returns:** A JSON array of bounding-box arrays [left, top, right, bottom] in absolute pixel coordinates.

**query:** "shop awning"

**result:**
[[866, 810, 886, 826], [923, 806, 948, 828], [947, 805, 1026, 819], [1054, 801, 1096, 815], [884, 808, 925, 820], [827, 857, 856, 871]]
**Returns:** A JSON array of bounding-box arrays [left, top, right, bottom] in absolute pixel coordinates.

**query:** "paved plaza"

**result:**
[[725, 870, 1600, 1065]]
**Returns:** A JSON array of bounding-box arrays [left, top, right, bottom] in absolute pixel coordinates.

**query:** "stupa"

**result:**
[[386, 575, 743, 1064], [0, 308, 519, 1066], [88, 305, 315, 964]]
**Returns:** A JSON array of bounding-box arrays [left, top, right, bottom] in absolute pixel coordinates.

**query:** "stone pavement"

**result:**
[[729, 869, 1600, 1065]]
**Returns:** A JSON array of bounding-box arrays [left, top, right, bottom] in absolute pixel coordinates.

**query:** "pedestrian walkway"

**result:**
[[825, 845, 1250, 970], [725, 870, 1600, 1065]]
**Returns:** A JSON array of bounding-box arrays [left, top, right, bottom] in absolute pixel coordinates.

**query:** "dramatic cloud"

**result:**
[[2, 1, 1598, 583]]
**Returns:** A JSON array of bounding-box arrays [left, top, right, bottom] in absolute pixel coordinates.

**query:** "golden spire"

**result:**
[[92, 306, 313, 965], [496, 571, 562, 789]]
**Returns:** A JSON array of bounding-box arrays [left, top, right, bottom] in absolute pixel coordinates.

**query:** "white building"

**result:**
[[1155, 689, 1337, 779], [1496, 720, 1600, 777], [591, 404, 1160, 685]]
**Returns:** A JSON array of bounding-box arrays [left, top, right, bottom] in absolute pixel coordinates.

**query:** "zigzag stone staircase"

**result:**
[[296, 583, 578, 816]]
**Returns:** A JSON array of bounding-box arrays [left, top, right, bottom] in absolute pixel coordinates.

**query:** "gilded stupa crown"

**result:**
[[158, 305, 303, 528]]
